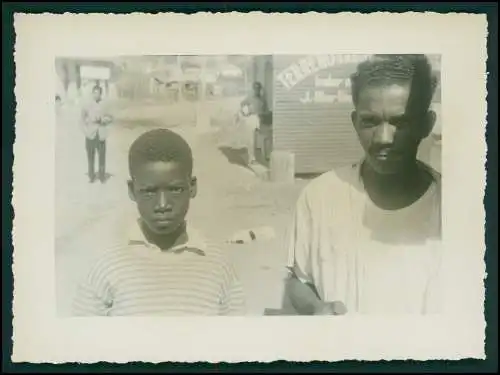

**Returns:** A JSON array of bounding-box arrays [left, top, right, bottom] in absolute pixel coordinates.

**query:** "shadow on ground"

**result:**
[[85, 172, 114, 184], [117, 119, 182, 130], [218, 146, 249, 169]]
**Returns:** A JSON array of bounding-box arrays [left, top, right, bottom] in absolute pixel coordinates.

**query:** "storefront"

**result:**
[[55, 58, 117, 102], [257, 54, 442, 175], [271, 54, 369, 174]]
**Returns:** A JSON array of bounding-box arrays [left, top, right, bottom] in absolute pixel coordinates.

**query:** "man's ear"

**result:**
[[127, 179, 136, 202], [351, 111, 359, 132], [190, 176, 198, 199], [421, 110, 437, 139]]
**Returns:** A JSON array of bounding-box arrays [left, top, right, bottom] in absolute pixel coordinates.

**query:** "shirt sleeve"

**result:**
[[220, 259, 247, 316], [286, 189, 315, 285], [80, 105, 89, 125], [72, 258, 114, 317]]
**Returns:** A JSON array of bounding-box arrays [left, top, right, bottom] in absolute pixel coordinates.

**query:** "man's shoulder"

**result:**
[[418, 161, 442, 189], [302, 163, 361, 200]]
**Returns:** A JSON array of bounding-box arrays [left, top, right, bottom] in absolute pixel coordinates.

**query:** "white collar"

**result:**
[[127, 218, 208, 255]]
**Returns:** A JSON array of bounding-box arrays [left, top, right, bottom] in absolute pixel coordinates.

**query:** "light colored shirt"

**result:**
[[72, 220, 246, 316], [286, 162, 443, 315], [241, 95, 267, 116], [80, 98, 113, 140]]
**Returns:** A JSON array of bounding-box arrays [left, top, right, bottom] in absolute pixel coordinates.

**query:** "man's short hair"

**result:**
[[253, 82, 262, 90], [350, 54, 438, 113], [128, 129, 193, 178]]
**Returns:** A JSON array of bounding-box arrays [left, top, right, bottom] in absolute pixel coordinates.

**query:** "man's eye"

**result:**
[[361, 119, 379, 128], [392, 120, 409, 129]]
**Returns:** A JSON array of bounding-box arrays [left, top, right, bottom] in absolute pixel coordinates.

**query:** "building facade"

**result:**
[[255, 54, 442, 175], [55, 58, 118, 102]]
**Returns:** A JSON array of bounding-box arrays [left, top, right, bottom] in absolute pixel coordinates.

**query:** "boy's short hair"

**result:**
[[350, 54, 438, 114], [128, 129, 193, 178]]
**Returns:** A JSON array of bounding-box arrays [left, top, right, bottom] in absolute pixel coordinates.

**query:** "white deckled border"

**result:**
[[12, 11, 487, 363]]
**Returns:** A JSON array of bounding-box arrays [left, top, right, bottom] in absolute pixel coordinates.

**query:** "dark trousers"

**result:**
[[85, 136, 106, 179]]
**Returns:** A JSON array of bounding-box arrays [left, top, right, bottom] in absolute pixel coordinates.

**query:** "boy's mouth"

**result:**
[[154, 217, 174, 225]]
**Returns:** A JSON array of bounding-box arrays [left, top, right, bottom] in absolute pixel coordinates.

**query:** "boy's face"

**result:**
[[351, 82, 435, 175], [128, 161, 197, 235]]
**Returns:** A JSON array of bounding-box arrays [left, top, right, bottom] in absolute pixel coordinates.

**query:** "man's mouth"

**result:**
[[373, 149, 400, 161]]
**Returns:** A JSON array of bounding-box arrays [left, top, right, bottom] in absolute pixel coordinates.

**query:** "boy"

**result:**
[[72, 129, 246, 316], [284, 54, 443, 315], [81, 85, 113, 183]]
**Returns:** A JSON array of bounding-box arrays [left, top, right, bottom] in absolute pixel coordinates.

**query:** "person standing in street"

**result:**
[[238, 82, 269, 165], [81, 85, 114, 183]]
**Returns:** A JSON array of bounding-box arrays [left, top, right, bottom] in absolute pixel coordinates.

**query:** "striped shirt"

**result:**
[[72, 220, 246, 316]]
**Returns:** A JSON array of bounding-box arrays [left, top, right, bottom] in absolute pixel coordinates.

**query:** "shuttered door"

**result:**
[[273, 55, 366, 175]]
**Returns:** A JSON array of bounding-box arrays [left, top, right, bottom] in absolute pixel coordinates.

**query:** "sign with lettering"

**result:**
[[275, 55, 370, 105], [276, 54, 370, 90]]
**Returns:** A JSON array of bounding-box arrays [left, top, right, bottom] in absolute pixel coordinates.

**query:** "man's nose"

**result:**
[[374, 121, 396, 145]]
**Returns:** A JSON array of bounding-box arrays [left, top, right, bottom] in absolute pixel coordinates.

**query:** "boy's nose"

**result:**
[[156, 192, 172, 211]]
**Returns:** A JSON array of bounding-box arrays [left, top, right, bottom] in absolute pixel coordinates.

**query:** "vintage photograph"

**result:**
[[54, 53, 443, 317], [12, 11, 489, 363]]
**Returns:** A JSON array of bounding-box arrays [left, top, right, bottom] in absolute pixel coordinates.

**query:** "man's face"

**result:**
[[352, 83, 435, 175], [128, 161, 197, 235], [92, 88, 102, 102]]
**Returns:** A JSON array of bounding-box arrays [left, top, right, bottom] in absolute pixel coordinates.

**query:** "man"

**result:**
[[284, 54, 442, 315], [81, 85, 113, 183], [240, 82, 268, 117], [237, 82, 269, 165]]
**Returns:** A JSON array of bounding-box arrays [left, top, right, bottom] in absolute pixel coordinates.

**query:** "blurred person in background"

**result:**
[[80, 85, 114, 183], [237, 82, 269, 165]]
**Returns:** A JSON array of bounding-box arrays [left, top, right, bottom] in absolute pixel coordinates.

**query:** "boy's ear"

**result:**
[[190, 176, 198, 199], [127, 179, 136, 202]]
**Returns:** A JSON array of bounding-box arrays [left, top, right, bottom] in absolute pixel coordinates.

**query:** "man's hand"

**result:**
[[313, 301, 348, 316], [100, 115, 113, 125]]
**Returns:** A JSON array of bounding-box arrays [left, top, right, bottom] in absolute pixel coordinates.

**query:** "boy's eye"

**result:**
[[169, 186, 186, 194]]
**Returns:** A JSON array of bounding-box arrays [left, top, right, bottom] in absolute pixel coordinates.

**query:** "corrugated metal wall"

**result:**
[[273, 55, 364, 174]]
